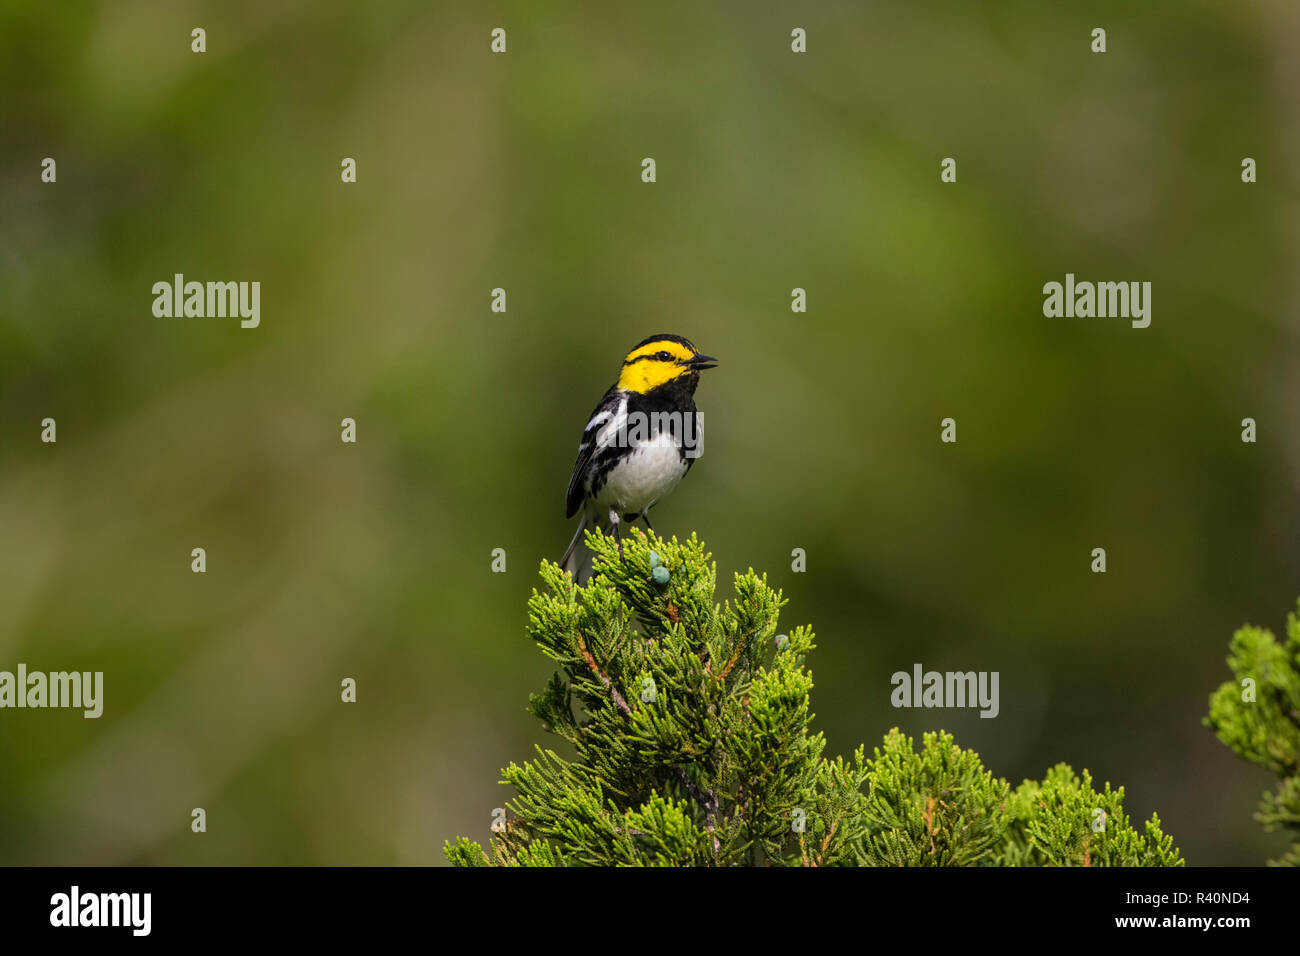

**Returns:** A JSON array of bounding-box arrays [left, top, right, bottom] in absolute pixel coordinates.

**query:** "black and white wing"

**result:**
[[564, 386, 624, 518]]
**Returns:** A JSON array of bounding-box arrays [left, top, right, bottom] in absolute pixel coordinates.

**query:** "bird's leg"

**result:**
[[609, 507, 623, 560], [640, 510, 654, 532]]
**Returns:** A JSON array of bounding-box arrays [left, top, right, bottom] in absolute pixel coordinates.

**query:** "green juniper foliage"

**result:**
[[1205, 599, 1300, 866], [446, 530, 1181, 866], [1000, 765, 1179, 867]]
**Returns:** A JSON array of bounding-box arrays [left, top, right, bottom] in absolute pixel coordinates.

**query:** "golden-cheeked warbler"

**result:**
[[560, 334, 717, 582]]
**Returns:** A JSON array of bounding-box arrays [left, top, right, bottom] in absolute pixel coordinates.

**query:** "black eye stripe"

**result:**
[[624, 351, 683, 366]]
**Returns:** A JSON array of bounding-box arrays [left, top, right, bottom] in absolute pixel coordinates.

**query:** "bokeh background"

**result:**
[[2, 0, 1298, 865]]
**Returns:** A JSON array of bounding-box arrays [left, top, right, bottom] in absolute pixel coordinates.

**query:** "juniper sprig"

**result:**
[[1205, 599, 1300, 866], [447, 529, 1181, 867]]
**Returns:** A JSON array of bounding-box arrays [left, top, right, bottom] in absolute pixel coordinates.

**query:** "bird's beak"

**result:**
[[688, 354, 719, 371]]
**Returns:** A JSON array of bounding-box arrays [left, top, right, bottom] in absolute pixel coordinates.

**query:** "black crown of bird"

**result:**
[[560, 334, 718, 584]]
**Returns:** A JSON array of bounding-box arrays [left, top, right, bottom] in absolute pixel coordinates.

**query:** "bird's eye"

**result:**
[[656, 351, 672, 361]]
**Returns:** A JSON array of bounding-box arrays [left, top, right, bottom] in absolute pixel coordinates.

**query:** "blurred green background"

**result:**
[[2, 0, 1298, 865]]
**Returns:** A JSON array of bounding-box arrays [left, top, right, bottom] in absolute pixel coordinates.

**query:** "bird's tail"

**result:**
[[559, 509, 608, 582], [560, 510, 596, 585]]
